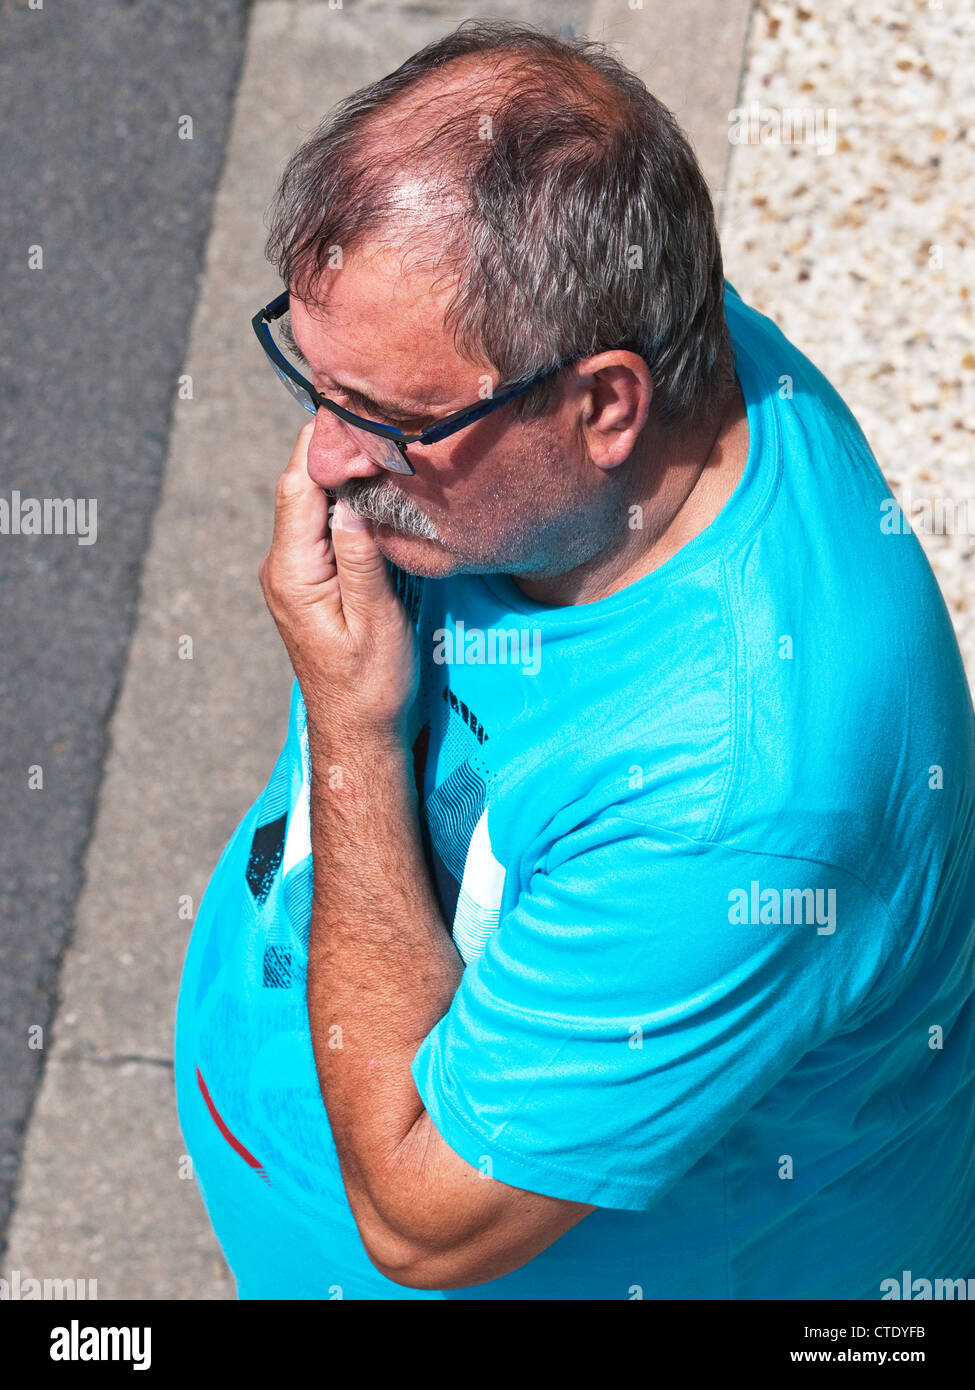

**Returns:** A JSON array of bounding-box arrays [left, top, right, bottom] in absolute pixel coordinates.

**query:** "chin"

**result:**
[[372, 525, 466, 579]]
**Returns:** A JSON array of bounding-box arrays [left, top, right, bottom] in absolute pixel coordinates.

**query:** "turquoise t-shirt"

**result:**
[[174, 283, 975, 1299]]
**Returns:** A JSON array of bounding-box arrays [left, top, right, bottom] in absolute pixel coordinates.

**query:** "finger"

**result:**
[[330, 497, 398, 627], [270, 420, 330, 554]]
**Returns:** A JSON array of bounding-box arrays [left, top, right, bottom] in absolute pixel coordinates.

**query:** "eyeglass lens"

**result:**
[[268, 323, 412, 474]]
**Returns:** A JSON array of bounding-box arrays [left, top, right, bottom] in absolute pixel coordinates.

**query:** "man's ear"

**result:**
[[576, 352, 653, 471]]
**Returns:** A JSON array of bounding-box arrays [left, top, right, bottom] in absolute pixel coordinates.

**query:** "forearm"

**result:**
[[260, 442, 596, 1291], [304, 718, 464, 1246]]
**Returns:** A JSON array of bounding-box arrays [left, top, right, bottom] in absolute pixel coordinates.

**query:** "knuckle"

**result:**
[[275, 471, 300, 505], [260, 556, 281, 595]]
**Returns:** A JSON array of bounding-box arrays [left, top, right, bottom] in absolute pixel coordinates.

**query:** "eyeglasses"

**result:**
[[252, 290, 573, 476]]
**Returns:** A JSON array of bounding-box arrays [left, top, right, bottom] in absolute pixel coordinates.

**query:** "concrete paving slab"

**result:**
[[2, 1059, 233, 1301]]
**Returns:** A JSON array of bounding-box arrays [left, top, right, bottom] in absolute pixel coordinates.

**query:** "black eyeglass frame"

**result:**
[[252, 290, 578, 476]]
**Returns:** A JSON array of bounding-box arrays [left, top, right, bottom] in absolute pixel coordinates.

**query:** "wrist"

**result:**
[[306, 712, 409, 768]]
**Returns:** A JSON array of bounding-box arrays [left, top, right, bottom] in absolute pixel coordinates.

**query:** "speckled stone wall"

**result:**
[[721, 0, 975, 683]]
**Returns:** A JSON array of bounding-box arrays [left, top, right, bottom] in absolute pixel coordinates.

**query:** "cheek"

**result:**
[[414, 414, 578, 550]]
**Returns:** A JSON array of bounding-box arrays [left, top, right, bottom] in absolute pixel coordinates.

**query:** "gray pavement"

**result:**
[[0, 0, 251, 1262], [1, 0, 752, 1298]]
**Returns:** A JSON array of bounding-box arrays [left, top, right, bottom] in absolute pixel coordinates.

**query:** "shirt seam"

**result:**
[[612, 813, 901, 942], [420, 1048, 663, 1210]]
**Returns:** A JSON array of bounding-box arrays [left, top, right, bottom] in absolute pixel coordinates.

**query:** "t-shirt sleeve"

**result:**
[[409, 811, 897, 1210]]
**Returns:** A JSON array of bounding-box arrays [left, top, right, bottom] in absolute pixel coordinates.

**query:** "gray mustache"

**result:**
[[335, 480, 440, 540]]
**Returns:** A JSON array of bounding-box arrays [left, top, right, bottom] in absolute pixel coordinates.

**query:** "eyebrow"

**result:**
[[279, 314, 433, 422]]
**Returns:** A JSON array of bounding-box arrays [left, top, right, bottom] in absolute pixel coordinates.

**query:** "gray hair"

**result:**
[[265, 18, 732, 427]]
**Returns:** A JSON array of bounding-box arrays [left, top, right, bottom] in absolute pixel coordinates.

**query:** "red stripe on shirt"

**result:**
[[196, 1065, 271, 1184]]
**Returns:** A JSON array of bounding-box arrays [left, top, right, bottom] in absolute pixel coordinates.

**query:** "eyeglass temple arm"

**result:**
[[420, 363, 567, 443], [259, 291, 291, 323]]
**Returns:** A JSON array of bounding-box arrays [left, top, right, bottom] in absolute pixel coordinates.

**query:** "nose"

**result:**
[[305, 407, 385, 490]]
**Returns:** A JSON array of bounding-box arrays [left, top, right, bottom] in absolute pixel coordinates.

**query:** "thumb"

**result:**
[[330, 497, 397, 627]]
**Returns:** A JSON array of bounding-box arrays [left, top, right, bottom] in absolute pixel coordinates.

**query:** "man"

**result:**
[[174, 20, 975, 1299]]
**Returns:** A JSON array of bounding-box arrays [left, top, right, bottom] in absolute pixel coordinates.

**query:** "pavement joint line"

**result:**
[[49, 1053, 174, 1070]]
